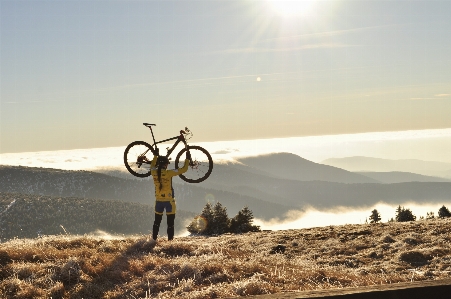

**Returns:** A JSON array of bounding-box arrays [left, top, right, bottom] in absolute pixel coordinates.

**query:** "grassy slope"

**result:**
[[1, 219, 451, 299]]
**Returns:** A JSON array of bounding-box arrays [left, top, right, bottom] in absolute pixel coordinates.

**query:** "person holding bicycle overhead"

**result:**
[[150, 151, 191, 241]]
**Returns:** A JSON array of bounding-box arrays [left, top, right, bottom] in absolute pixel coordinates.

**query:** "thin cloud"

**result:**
[[211, 149, 238, 155], [220, 43, 352, 54], [410, 98, 435, 101], [260, 24, 405, 42], [3, 100, 63, 104], [435, 94, 450, 97]]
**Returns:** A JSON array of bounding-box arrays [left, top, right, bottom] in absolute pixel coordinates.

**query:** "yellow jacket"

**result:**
[[150, 156, 189, 201]]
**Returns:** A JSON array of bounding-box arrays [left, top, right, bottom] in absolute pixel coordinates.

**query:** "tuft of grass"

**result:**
[[1, 218, 451, 298]]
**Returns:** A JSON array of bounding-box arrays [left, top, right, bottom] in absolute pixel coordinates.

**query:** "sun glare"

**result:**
[[267, 0, 317, 17]]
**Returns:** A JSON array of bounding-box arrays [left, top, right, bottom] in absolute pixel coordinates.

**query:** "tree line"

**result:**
[[368, 205, 451, 224], [187, 202, 260, 235]]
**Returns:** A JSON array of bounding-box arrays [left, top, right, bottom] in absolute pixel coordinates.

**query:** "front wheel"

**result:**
[[124, 141, 153, 178], [175, 146, 213, 183]]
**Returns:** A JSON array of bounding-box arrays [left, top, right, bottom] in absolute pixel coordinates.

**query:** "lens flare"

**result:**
[[192, 216, 208, 233], [205, 193, 216, 204]]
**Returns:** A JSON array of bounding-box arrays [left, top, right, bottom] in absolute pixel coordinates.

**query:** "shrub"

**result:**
[[438, 205, 451, 218], [230, 206, 261, 233], [395, 206, 416, 222]]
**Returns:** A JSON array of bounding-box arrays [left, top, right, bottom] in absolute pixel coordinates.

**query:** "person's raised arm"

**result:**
[[150, 155, 158, 168]]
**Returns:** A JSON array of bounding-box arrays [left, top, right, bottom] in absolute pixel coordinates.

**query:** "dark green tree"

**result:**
[[230, 206, 261, 233], [438, 205, 451, 218], [211, 202, 230, 235], [395, 206, 416, 222], [369, 209, 381, 223]]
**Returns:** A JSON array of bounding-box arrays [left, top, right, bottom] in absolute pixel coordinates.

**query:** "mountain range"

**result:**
[[0, 165, 291, 220], [323, 156, 451, 179], [2, 153, 451, 215]]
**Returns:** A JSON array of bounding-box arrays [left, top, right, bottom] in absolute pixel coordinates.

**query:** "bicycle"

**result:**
[[123, 123, 213, 183]]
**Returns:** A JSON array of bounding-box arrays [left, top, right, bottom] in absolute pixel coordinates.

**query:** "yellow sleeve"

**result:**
[[179, 159, 190, 174], [167, 159, 190, 177], [150, 156, 158, 168]]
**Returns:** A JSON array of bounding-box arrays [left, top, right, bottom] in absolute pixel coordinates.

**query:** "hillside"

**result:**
[[0, 165, 152, 204], [0, 192, 196, 242], [4, 164, 451, 218], [357, 171, 451, 184], [0, 165, 291, 220], [323, 156, 451, 178], [237, 153, 379, 183], [1, 219, 451, 298], [200, 163, 451, 209]]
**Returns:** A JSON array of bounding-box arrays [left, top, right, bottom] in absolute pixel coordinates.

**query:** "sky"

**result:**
[[1, 0, 451, 155]]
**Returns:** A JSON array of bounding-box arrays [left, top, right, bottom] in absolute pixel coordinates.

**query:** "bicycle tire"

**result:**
[[175, 145, 213, 183], [124, 141, 153, 178]]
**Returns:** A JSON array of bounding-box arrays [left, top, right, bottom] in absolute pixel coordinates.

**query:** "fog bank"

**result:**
[[253, 202, 450, 230]]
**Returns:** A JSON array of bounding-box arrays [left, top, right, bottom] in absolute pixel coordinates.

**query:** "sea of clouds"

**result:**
[[1, 128, 451, 171], [1, 128, 450, 230]]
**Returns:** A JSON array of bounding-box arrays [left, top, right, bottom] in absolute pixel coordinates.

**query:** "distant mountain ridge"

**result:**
[[236, 153, 379, 183], [357, 171, 451, 184], [323, 156, 451, 178], [3, 152, 451, 223]]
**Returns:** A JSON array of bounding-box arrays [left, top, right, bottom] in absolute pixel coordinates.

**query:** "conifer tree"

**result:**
[[395, 206, 416, 222], [187, 202, 214, 235], [211, 202, 230, 235], [230, 206, 260, 233], [187, 203, 260, 236], [369, 209, 381, 223], [438, 205, 451, 218]]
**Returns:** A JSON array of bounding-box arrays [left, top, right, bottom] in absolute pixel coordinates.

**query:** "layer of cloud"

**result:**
[[254, 202, 449, 230], [1, 128, 451, 170]]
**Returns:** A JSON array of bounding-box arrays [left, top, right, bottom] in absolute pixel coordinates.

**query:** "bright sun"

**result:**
[[267, 0, 317, 18]]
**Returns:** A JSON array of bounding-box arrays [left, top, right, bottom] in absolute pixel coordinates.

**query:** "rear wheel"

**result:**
[[175, 146, 213, 183], [124, 141, 153, 177]]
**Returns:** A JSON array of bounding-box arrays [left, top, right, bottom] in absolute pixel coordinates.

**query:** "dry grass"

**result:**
[[1, 218, 451, 298]]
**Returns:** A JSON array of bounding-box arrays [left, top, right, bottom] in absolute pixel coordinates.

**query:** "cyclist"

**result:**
[[150, 151, 191, 241]]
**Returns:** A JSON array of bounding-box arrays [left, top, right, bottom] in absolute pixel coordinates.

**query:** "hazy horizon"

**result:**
[[1, 128, 451, 172]]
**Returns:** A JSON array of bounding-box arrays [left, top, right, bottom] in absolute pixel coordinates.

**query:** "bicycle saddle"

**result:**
[[143, 123, 156, 127]]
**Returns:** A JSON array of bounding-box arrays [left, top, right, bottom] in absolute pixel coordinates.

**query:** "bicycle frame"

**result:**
[[143, 123, 188, 158]]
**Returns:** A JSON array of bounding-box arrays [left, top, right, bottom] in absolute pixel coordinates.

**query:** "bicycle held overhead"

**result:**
[[123, 123, 213, 183]]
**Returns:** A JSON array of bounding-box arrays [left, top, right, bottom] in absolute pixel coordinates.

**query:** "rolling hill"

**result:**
[[0, 192, 196, 242], [0, 165, 291, 220], [236, 153, 379, 183], [357, 171, 451, 184], [323, 156, 451, 178]]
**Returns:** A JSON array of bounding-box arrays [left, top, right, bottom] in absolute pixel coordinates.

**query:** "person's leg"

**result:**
[[153, 213, 163, 240], [167, 199, 176, 240], [153, 201, 165, 240], [167, 214, 175, 240]]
